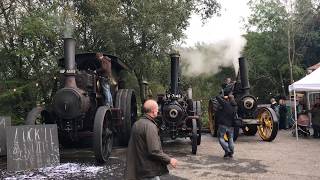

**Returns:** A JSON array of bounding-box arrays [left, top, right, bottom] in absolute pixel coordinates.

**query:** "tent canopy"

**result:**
[[288, 67, 320, 140], [289, 67, 320, 92]]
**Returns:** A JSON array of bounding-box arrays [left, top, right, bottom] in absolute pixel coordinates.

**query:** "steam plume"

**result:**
[[63, 16, 73, 38], [179, 36, 246, 76]]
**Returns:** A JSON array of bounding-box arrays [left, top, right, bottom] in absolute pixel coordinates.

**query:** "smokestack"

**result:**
[[238, 57, 250, 94], [170, 53, 180, 95], [64, 38, 77, 88]]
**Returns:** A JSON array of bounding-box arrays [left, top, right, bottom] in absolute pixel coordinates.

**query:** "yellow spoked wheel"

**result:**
[[208, 100, 217, 137], [257, 107, 279, 142]]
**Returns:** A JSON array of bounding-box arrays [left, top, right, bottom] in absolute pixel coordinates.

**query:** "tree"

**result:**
[[244, 0, 319, 99], [0, 0, 221, 123], [71, 0, 221, 103], [0, 0, 63, 123], [293, 0, 320, 67]]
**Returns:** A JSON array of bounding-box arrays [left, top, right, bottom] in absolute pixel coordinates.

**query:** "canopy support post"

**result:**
[[294, 90, 298, 140]]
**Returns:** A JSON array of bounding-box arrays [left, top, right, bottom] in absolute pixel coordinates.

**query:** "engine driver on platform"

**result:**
[[95, 52, 115, 107]]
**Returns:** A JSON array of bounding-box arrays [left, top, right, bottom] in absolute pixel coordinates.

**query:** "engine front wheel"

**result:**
[[191, 118, 198, 154], [193, 101, 202, 145], [93, 106, 113, 164]]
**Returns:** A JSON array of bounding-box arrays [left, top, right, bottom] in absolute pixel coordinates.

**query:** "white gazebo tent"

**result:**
[[288, 67, 320, 140]]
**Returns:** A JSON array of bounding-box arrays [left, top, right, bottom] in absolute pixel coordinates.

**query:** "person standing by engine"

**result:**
[[278, 98, 288, 130], [222, 77, 232, 89], [311, 101, 320, 138], [221, 77, 236, 99], [96, 53, 113, 107], [215, 94, 237, 158], [126, 99, 178, 180]]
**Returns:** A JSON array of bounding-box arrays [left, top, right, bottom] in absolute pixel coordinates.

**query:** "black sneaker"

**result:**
[[229, 151, 234, 158], [224, 152, 232, 159]]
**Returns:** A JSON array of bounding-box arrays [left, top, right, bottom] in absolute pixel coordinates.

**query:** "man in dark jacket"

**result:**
[[215, 95, 237, 158], [278, 99, 288, 130], [126, 99, 178, 180], [311, 102, 320, 138]]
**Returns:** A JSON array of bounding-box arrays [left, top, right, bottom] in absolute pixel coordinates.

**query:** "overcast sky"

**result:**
[[183, 0, 250, 47]]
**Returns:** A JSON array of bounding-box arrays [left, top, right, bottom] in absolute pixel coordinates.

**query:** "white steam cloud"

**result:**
[[179, 36, 247, 76]]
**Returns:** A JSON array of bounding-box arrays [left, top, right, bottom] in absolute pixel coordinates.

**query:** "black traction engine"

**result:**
[[208, 57, 279, 142], [156, 53, 202, 154], [26, 38, 137, 163]]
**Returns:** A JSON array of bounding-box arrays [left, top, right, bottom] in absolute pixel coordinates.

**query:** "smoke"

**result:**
[[179, 36, 247, 76], [63, 17, 74, 38], [54, 4, 75, 39]]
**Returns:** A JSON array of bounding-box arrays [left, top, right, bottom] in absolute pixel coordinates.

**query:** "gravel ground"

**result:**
[[167, 130, 320, 180], [1, 130, 320, 180]]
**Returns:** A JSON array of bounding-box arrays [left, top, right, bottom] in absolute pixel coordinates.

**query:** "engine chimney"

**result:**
[[64, 38, 77, 88], [238, 57, 250, 95], [170, 53, 180, 95]]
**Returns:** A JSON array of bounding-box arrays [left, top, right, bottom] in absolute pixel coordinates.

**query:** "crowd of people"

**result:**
[[123, 76, 320, 179], [270, 96, 320, 138], [270, 97, 287, 130]]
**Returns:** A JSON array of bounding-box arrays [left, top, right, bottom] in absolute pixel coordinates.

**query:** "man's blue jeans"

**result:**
[[218, 125, 234, 155], [101, 78, 113, 107]]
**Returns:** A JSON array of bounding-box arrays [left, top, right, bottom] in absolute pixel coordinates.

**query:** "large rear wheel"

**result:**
[[93, 106, 113, 164], [257, 107, 279, 142], [115, 89, 137, 146]]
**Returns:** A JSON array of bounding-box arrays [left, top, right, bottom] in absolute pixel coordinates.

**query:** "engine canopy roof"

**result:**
[[58, 53, 129, 73]]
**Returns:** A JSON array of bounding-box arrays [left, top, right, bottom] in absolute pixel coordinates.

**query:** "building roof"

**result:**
[[307, 62, 320, 71]]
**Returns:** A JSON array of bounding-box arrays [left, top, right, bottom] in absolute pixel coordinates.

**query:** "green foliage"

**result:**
[[245, 0, 320, 101], [0, 82, 39, 125], [70, 0, 221, 103], [0, 0, 220, 123]]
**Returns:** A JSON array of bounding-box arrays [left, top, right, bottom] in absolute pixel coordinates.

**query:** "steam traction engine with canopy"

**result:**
[[26, 38, 137, 163], [156, 53, 202, 154], [208, 57, 279, 141]]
